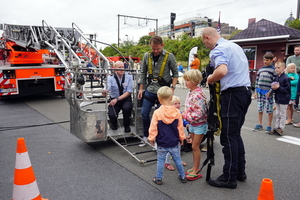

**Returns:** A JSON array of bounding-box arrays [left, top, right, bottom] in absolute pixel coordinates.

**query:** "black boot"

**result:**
[[237, 171, 247, 182], [110, 123, 118, 130], [124, 126, 131, 133], [208, 174, 237, 189]]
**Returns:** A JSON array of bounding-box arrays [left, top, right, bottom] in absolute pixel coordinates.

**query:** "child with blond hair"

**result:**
[[269, 61, 291, 135], [182, 70, 208, 181], [164, 96, 188, 171], [148, 86, 187, 185], [285, 63, 299, 125]]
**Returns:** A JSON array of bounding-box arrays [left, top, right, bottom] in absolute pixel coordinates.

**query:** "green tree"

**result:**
[[288, 19, 300, 30], [101, 43, 119, 56], [100, 34, 211, 68], [138, 35, 152, 46], [227, 30, 243, 39]]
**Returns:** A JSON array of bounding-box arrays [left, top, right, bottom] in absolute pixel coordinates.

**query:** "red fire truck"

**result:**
[[0, 25, 67, 98], [107, 56, 140, 63]]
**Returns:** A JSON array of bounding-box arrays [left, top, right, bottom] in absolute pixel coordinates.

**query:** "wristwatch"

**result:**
[[170, 85, 176, 89], [116, 97, 120, 101]]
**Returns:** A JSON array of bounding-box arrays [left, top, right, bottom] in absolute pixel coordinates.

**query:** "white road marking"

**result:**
[[277, 136, 300, 146], [242, 126, 300, 146]]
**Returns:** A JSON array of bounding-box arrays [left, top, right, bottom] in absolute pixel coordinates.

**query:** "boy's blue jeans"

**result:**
[[155, 143, 185, 180]]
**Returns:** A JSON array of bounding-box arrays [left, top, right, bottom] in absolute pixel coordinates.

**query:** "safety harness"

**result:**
[[113, 73, 125, 96], [147, 51, 170, 87], [199, 65, 222, 181], [143, 51, 170, 104]]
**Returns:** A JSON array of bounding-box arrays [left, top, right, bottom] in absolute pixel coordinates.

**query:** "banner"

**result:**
[[188, 46, 198, 71]]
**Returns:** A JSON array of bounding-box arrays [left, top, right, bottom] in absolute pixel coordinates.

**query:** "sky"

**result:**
[[0, 0, 297, 49]]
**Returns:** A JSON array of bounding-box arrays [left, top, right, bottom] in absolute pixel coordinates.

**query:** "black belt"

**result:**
[[222, 86, 251, 93]]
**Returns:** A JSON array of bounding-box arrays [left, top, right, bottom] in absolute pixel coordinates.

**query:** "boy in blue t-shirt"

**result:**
[[253, 52, 277, 132]]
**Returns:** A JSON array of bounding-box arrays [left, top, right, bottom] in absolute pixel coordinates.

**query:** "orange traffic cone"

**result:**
[[12, 138, 48, 200], [257, 178, 275, 200]]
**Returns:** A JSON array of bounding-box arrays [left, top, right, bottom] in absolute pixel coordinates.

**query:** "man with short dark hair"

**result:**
[[286, 45, 300, 110], [137, 36, 178, 147], [286, 45, 300, 72]]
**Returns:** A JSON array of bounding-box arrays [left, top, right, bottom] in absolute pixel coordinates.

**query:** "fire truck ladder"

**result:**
[[5, 21, 156, 164]]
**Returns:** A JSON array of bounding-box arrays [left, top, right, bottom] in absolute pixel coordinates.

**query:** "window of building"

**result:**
[[242, 46, 257, 69]]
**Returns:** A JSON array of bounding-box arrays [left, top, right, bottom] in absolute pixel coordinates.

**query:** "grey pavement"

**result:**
[[0, 99, 172, 200]]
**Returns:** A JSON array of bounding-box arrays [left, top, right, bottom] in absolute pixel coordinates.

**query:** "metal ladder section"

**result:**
[[107, 133, 157, 164], [2, 21, 109, 93]]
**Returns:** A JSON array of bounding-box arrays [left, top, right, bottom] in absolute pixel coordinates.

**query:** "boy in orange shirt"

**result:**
[[148, 86, 187, 185]]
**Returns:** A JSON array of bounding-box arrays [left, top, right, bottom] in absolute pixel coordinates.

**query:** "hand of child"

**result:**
[[181, 112, 185, 119], [266, 92, 270, 99], [149, 140, 155, 146], [271, 82, 279, 90], [186, 134, 192, 144], [180, 140, 184, 145], [253, 93, 257, 99]]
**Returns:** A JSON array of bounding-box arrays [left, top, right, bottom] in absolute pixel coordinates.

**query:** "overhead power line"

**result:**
[[117, 14, 158, 47]]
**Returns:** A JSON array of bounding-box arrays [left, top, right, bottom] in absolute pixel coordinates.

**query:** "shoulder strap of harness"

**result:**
[[148, 51, 170, 78], [113, 73, 125, 96]]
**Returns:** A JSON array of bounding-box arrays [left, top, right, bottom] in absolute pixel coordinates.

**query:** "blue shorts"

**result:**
[[257, 93, 274, 113], [189, 123, 208, 135]]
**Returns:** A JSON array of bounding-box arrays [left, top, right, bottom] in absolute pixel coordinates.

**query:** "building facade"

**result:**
[[149, 16, 237, 39]]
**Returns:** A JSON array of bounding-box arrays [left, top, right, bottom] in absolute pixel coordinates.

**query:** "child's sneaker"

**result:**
[[265, 126, 272, 133], [253, 124, 263, 131], [152, 177, 162, 185]]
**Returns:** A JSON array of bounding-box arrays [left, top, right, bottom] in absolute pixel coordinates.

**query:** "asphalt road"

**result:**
[[1, 86, 300, 200]]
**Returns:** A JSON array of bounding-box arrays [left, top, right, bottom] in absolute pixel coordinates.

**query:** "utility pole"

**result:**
[[297, 0, 300, 19], [125, 34, 129, 56], [170, 13, 176, 39], [117, 14, 158, 48]]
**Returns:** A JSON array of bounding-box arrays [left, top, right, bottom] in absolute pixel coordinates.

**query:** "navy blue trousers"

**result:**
[[220, 88, 251, 182], [108, 97, 133, 127], [141, 90, 160, 137]]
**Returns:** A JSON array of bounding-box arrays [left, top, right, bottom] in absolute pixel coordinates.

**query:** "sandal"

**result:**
[[285, 120, 293, 125], [186, 173, 203, 181], [185, 169, 199, 175], [165, 164, 175, 171], [182, 161, 187, 166]]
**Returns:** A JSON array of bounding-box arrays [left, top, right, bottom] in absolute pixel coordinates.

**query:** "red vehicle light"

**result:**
[[0, 84, 15, 89], [57, 80, 65, 85]]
